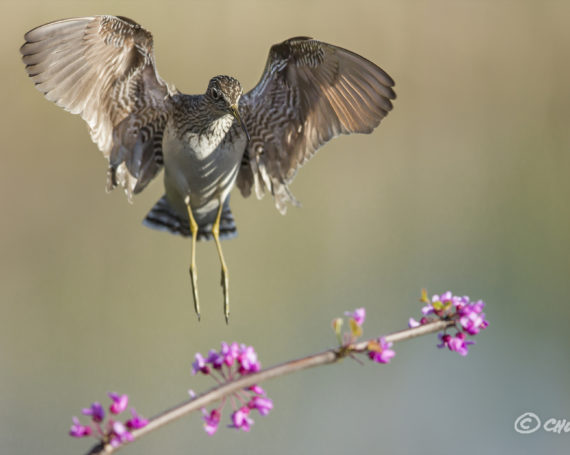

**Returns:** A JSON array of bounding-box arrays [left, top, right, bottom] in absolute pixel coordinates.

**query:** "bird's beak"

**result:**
[[231, 104, 250, 143]]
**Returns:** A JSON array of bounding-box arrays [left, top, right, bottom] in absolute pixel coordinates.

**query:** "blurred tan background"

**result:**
[[2, 1, 569, 454]]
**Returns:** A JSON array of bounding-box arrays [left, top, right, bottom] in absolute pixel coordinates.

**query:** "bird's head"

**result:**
[[207, 76, 250, 142]]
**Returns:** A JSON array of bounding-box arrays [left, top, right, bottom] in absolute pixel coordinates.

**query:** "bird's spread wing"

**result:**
[[20, 15, 176, 200], [237, 37, 396, 214]]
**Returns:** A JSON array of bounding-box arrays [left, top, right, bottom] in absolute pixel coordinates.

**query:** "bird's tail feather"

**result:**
[[143, 195, 237, 241]]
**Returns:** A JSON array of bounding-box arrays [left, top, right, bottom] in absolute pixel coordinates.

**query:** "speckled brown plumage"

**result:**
[[21, 15, 395, 231]]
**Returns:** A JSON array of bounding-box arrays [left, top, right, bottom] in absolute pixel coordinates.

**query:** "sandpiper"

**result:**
[[20, 15, 396, 322]]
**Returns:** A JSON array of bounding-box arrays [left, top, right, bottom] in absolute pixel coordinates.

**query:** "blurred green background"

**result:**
[[2, 1, 569, 454]]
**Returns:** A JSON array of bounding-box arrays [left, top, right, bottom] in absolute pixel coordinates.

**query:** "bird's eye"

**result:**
[[211, 88, 220, 99]]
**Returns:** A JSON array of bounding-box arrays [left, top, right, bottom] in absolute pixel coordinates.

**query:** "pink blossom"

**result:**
[[458, 300, 488, 335], [248, 396, 273, 416], [69, 417, 92, 438], [345, 308, 366, 326], [110, 421, 133, 447], [237, 345, 260, 374], [191, 353, 210, 375], [368, 337, 396, 364], [82, 402, 104, 423], [231, 407, 254, 432], [438, 332, 475, 356], [247, 384, 265, 395], [125, 408, 149, 430], [202, 409, 221, 435], [206, 348, 224, 369], [108, 393, 129, 415], [408, 317, 421, 328], [189, 342, 271, 435]]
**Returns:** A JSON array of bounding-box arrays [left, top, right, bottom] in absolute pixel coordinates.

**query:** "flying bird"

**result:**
[[20, 15, 396, 322]]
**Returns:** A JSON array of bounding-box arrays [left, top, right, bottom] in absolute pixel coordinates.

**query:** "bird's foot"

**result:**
[[189, 265, 200, 321], [221, 266, 229, 324]]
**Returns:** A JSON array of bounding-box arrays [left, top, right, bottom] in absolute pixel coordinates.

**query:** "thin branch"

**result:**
[[85, 319, 454, 454]]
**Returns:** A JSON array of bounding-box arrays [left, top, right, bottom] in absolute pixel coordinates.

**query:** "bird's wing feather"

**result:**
[[20, 15, 176, 200], [237, 37, 396, 213]]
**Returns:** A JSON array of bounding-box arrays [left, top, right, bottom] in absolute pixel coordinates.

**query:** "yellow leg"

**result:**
[[212, 199, 230, 324], [185, 196, 200, 321]]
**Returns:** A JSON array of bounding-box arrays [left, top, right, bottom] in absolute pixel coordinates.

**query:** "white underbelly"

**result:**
[[161, 122, 246, 219]]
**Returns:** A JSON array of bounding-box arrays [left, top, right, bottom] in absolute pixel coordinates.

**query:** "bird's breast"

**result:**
[[181, 114, 234, 159]]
